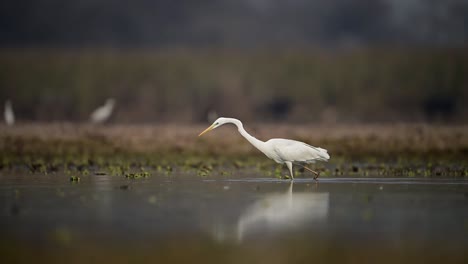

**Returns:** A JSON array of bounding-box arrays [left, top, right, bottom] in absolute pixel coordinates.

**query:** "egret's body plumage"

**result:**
[[4, 100, 15, 126], [263, 139, 330, 164], [199, 117, 330, 180], [90, 98, 115, 124]]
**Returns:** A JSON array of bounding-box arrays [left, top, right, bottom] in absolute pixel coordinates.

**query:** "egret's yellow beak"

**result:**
[[198, 124, 215, 137]]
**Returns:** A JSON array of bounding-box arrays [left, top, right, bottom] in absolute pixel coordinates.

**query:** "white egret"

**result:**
[[4, 100, 15, 126], [90, 98, 115, 124], [199, 117, 330, 180]]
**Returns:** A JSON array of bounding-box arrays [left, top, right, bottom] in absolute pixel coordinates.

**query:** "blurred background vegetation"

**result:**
[[1, 0, 467, 123]]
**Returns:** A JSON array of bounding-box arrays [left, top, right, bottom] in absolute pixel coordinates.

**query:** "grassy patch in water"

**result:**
[[1, 150, 467, 179], [1, 124, 468, 178]]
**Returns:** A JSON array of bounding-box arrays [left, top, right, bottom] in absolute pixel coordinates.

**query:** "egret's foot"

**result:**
[[313, 172, 320, 181]]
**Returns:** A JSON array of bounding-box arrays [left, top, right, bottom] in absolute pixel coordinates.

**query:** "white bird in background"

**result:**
[[199, 117, 330, 180], [4, 100, 15, 126], [90, 98, 115, 124]]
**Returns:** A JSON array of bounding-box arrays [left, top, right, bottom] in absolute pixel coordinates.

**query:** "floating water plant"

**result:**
[[69, 176, 80, 182]]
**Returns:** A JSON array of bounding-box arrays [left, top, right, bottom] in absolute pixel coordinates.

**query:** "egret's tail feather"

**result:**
[[316, 147, 330, 161], [302, 143, 330, 162]]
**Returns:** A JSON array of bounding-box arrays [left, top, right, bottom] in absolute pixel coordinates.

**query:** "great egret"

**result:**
[[199, 117, 330, 180], [90, 98, 115, 124], [4, 100, 15, 126]]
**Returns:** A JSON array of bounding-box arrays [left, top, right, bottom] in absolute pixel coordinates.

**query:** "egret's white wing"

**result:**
[[269, 138, 329, 163]]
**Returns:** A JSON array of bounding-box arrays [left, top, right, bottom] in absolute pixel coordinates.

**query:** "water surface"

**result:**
[[1, 172, 467, 263]]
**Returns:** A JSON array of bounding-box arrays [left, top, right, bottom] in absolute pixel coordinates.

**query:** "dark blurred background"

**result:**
[[1, 0, 467, 123]]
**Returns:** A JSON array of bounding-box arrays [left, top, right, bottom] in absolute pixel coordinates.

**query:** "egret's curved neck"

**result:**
[[226, 118, 266, 153]]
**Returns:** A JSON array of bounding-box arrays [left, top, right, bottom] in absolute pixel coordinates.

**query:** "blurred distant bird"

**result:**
[[199, 117, 330, 180], [90, 98, 115, 124], [4, 100, 15, 126]]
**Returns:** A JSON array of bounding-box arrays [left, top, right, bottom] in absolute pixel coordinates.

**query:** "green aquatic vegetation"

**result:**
[[155, 163, 174, 173], [29, 162, 48, 174], [1, 140, 468, 179], [69, 176, 80, 182], [120, 165, 152, 179], [124, 173, 140, 179], [125, 171, 150, 179], [220, 171, 230, 176], [197, 163, 213, 177], [233, 160, 246, 169], [334, 167, 344, 176], [107, 165, 124, 176], [274, 166, 283, 178], [197, 170, 210, 177], [92, 156, 106, 167], [322, 170, 332, 177], [121, 164, 131, 172], [180, 164, 194, 172], [138, 167, 151, 177], [255, 162, 275, 174]]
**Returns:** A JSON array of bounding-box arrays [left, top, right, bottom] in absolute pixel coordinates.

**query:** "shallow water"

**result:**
[[1, 172, 468, 263]]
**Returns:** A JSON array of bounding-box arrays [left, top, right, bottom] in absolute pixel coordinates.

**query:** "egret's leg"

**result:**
[[285, 161, 294, 181], [295, 163, 320, 180]]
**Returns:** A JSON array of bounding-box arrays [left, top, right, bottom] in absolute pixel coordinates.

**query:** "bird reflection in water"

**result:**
[[212, 182, 329, 242]]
